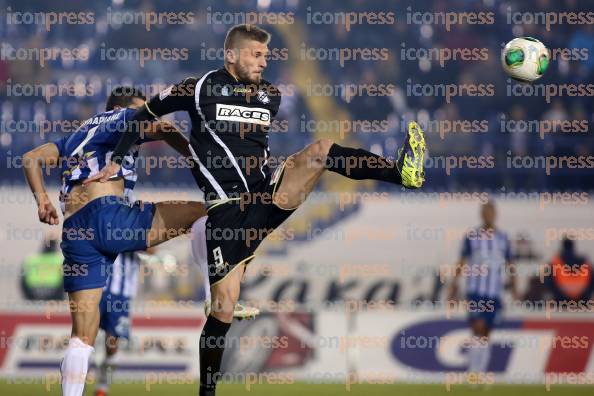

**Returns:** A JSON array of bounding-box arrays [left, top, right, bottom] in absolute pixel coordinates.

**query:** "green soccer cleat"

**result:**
[[204, 300, 260, 320], [396, 121, 426, 189]]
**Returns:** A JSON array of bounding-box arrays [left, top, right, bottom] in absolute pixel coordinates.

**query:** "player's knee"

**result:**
[[303, 139, 334, 164], [71, 327, 96, 346], [105, 335, 119, 355], [210, 300, 234, 323], [312, 139, 333, 157], [210, 287, 237, 319], [106, 343, 118, 356], [188, 202, 207, 223]]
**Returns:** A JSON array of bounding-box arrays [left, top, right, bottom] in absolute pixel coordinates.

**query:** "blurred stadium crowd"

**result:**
[[1, 0, 593, 190]]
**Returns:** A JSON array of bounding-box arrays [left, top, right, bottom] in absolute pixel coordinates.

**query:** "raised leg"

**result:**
[[147, 201, 207, 247]]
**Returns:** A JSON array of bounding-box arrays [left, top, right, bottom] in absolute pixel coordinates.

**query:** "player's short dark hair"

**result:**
[[224, 24, 270, 50], [105, 86, 146, 111]]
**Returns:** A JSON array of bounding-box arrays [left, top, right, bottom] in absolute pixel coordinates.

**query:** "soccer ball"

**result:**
[[501, 37, 550, 82]]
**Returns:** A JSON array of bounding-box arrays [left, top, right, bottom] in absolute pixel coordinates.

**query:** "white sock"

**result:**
[[477, 340, 491, 373], [96, 354, 116, 391], [467, 336, 482, 373], [61, 337, 94, 396]]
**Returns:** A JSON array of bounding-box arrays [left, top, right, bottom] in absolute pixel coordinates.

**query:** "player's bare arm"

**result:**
[[22, 143, 61, 225], [83, 119, 191, 184], [150, 120, 193, 158]]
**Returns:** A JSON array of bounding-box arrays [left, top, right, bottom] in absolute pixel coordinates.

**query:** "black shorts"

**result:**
[[205, 164, 296, 286]]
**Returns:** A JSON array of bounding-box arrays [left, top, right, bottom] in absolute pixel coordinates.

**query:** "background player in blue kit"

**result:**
[[22, 87, 207, 396], [448, 201, 519, 382]]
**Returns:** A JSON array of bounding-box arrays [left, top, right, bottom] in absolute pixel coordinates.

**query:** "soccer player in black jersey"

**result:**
[[87, 24, 426, 396]]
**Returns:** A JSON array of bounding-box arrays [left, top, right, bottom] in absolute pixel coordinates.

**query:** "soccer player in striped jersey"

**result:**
[[22, 87, 207, 396], [448, 201, 519, 381], [94, 251, 141, 396]]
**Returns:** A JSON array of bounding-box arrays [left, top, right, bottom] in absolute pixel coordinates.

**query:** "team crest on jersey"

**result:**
[[256, 89, 270, 104]]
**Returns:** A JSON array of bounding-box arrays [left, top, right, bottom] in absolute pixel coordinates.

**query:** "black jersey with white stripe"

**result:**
[[145, 68, 282, 202]]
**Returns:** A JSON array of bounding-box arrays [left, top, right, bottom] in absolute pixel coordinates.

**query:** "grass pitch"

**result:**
[[1, 381, 594, 396]]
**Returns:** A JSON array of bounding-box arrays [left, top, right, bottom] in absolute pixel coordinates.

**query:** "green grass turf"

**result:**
[[1, 381, 594, 396]]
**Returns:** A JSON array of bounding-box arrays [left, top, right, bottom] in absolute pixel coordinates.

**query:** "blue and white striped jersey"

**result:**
[[105, 251, 140, 298], [52, 108, 151, 213], [461, 228, 512, 298]]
